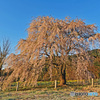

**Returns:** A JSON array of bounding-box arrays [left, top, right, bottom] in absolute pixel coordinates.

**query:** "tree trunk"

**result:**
[[59, 69, 66, 85], [0, 67, 1, 77]]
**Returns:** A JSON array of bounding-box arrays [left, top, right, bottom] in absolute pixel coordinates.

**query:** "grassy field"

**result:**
[[0, 84, 100, 100]]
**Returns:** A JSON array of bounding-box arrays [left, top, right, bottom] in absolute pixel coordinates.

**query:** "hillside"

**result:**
[[38, 49, 100, 80]]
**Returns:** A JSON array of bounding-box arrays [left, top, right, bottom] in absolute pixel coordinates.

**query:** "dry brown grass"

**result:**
[[0, 85, 100, 100]]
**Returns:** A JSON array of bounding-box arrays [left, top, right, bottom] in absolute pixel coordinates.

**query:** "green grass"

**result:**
[[2, 79, 100, 92]]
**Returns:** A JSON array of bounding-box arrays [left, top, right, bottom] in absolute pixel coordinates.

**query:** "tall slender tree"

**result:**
[[0, 39, 10, 76]]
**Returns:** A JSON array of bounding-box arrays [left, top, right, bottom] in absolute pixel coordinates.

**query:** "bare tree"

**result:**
[[3, 16, 100, 89], [0, 39, 10, 76]]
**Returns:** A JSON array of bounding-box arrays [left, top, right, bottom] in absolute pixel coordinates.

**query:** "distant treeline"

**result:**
[[37, 49, 100, 81]]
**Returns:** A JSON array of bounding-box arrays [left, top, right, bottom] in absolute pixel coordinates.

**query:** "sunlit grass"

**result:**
[[0, 85, 100, 100], [2, 79, 100, 92]]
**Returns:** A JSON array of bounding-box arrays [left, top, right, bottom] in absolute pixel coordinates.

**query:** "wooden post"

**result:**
[[55, 80, 57, 89], [16, 82, 19, 91], [0, 86, 1, 91], [92, 78, 93, 87], [82, 80, 85, 85], [89, 78, 90, 83]]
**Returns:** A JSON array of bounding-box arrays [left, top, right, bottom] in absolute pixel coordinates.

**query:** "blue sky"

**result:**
[[0, 0, 100, 53]]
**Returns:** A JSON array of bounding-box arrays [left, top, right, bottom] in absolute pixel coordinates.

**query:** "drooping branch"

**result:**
[[2, 16, 100, 89]]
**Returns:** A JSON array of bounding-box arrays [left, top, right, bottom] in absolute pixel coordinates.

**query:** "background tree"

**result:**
[[87, 49, 100, 78], [3, 16, 100, 89], [0, 39, 10, 76]]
